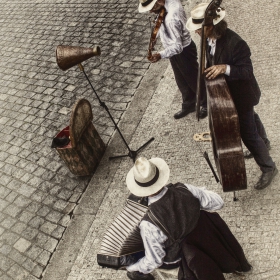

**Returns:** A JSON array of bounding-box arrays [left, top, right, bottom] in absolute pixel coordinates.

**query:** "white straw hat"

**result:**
[[138, 0, 158, 13], [186, 2, 226, 31], [126, 157, 170, 197]]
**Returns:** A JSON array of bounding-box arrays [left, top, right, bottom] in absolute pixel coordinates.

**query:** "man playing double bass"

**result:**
[[186, 3, 277, 190], [138, 0, 207, 119]]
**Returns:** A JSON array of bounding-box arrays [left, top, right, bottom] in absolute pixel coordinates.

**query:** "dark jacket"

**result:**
[[179, 211, 252, 279], [207, 28, 261, 111], [142, 183, 200, 262]]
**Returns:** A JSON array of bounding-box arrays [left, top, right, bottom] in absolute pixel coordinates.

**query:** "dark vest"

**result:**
[[142, 183, 200, 262]]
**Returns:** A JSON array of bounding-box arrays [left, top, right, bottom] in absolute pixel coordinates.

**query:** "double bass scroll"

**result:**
[[196, 0, 222, 120]]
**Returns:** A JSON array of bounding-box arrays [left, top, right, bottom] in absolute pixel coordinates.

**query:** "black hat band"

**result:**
[[141, 0, 155, 7], [192, 18, 204, 24], [135, 167, 160, 187]]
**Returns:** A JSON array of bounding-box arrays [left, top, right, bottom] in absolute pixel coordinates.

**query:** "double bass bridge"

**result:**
[[193, 132, 211, 142]]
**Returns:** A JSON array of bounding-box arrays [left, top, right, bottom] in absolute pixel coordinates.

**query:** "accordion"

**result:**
[[97, 195, 148, 269]]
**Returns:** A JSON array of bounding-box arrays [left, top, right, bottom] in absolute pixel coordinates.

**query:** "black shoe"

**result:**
[[244, 140, 271, 159], [198, 107, 208, 119], [127, 271, 154, 280], [174, 105, 195, 119], [254, 167, 278, 190]]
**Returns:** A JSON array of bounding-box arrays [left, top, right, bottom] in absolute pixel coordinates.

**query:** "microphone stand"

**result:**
[[78, 63, 154, 162]]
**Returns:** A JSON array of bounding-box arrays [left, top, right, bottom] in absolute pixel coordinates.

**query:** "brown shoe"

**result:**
[[254, 167, 278, 190]]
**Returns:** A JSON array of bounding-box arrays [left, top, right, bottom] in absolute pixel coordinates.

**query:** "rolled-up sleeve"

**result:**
[[159, 20, 184, 59], [184, 184, 224, 211], [126, 220, 168, 274]]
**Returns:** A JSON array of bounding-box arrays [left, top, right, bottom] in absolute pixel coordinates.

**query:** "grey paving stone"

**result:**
[[10, 222, 28, 235], [0, 244, 12, 256], [40, 222, 57, 236], [14, 238, 31, 253], [36, 250, 51, 266], [0, 255, 15, 272], [0, 231, 19, 245], [17, 185, 37, 198], [1, 216, 17, 229], [25, 245, 44, 261], [0, 173, 13, 186], [11, 168, 27, 180], [46, 211, 64, 224], [18, 211, 36, 225], [6, 179, 22, 192], [22, 258, 37, 273], [0, 187, 11, 198], [0, 198, 9, 211], [31, 264, 44, 278], [14, 196, 32, 208], [8, 248, 27, 265], [0, 274, 13, 280], [3, 204, 22, 218], [50, 227, 64, 241], [58, 215, 71, 228], [28, 216, 45, 229], [7, 263, 29, 279]]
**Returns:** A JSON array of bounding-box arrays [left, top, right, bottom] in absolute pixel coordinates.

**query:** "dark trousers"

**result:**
[[170, 41, 206, 110], [254, 111, 269, 145], [238, 108, 275, 173], [179, 211, 251, 280], [180, 244, 225, 280]]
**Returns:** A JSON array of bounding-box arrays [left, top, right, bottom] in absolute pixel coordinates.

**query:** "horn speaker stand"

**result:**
[[78, 64, 154, 162]]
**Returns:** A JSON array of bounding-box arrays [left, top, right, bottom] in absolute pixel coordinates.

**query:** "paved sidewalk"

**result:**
[[43, 0, 280, 280]]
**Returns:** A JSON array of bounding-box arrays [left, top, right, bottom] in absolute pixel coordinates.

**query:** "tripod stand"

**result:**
[[79, 64, 154, 162]]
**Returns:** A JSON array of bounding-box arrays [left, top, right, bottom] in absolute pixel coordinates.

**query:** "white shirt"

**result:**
[[158, 0, 192, 59], [127, 184, 224, 274], [208, 38, 231, 76]]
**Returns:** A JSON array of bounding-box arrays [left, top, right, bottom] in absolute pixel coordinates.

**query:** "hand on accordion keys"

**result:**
[[120, 251, 145, 268]]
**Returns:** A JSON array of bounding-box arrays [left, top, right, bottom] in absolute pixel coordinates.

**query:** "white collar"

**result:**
[[148, 186, 168, 206], [208, 38, 217, 47]]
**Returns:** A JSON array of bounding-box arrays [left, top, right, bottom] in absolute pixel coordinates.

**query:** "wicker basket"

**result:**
[[55, 99, 105, 176]]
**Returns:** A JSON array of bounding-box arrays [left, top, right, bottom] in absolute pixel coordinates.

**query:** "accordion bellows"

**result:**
[[97, 199, 148, 268]]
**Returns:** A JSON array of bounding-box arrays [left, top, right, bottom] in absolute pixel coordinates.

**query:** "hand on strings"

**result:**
[[148, 53, 161, 63], [204, 64, 227, 79]]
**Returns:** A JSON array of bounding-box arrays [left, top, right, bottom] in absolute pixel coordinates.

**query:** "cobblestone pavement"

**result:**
[[0, 1, 156, 279], [43, 0, 280, 280]]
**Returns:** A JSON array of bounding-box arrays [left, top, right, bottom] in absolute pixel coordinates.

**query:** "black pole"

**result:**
[[203, 151, 219, 183], [78, 64, 154, 162]]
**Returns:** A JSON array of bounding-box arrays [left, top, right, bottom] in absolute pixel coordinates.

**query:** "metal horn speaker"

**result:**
[[56, 45, 101, 71]]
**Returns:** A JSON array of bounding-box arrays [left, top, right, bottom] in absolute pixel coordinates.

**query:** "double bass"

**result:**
[[196, 0, 247, 192]]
